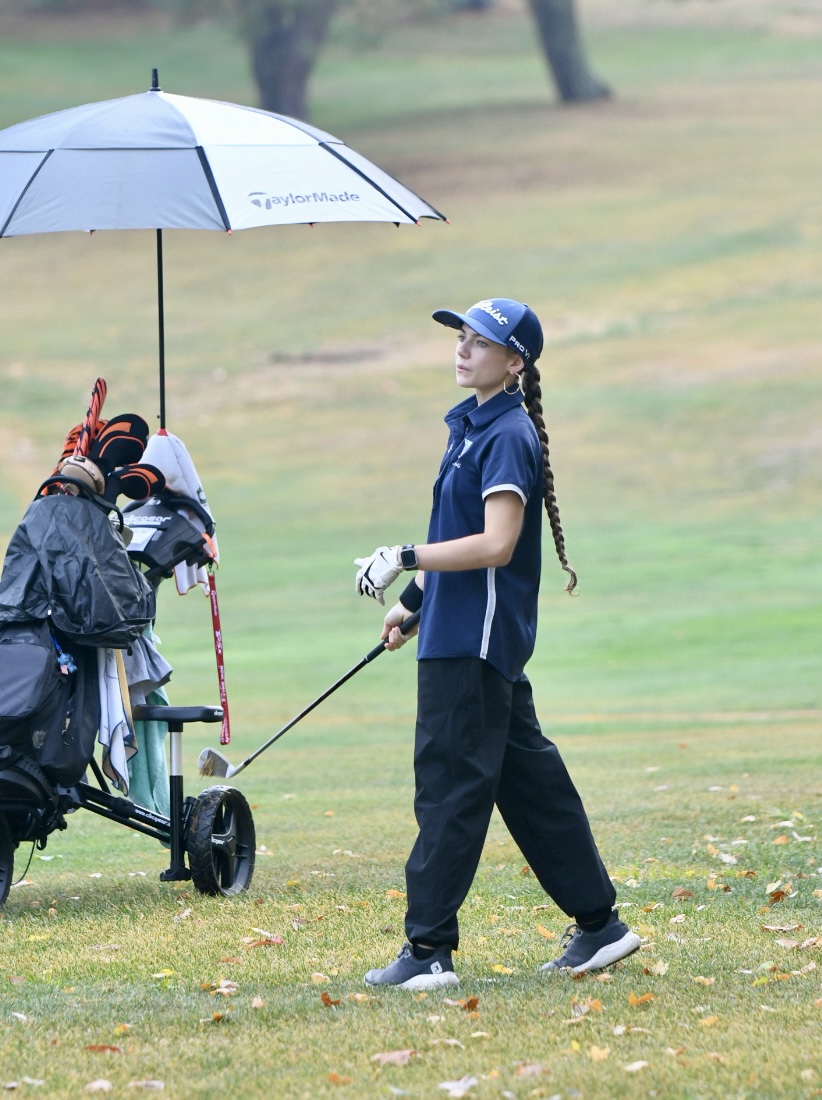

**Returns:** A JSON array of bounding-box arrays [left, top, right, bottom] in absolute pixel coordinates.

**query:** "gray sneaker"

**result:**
[[541, 911, 641, 974], [365, 942, 460, 991]]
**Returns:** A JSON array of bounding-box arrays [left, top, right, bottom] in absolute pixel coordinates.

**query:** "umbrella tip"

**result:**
[[150, 68, 161, 92]]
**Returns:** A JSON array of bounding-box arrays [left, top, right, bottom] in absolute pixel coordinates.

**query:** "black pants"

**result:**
[[404, 657, 616, 950]]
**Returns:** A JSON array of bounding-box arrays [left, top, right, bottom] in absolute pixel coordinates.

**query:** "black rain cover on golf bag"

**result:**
[[0, 493, 155, 648], [0, 619, 99, 784]]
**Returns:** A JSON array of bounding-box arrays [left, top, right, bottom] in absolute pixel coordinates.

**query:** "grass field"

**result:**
[[0, 2, 820, 1097]]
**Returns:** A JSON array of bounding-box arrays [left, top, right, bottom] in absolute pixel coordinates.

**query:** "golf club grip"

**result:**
[[363, 607, 422, 662], [239, 608, 422, 770]]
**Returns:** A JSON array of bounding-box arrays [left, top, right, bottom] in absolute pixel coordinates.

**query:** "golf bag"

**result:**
[[0, 489, 156, 648], [0, 486, 155, 783]]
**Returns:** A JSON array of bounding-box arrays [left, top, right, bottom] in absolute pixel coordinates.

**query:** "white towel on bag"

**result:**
[[142, 430, 219, 595]]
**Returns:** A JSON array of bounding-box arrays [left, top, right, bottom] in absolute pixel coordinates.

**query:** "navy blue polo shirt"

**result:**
[[416, 388, 543, 682]]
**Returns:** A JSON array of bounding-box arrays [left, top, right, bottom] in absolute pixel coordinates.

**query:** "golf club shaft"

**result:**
[[231, 608, 421, 776]]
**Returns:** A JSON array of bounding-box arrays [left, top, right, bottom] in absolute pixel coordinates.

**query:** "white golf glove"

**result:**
[[354, 545, 402, 605]]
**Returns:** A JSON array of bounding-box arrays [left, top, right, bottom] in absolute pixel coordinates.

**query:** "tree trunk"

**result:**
[[526, 0, 610, 103], [240, 0, 339, 120]]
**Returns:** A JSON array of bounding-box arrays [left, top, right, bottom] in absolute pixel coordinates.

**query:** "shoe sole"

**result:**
[[571, 931, 642, 974], [543, 931, 642, 975], [364, 971, 460, 991], [400, 972, 460, 991]]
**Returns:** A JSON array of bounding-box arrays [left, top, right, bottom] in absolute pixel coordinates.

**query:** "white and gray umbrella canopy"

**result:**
[[0, 73, 446, 422], [0, 77, 445, 234]]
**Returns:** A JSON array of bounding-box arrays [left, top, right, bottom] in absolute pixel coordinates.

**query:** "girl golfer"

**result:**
[[353, 298, 640, 989]]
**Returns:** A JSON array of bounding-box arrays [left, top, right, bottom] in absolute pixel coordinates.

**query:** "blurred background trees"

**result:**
[[9, 0, 609, 121]]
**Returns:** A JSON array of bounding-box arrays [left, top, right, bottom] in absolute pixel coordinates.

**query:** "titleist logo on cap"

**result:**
[[474, 300, 509, 326]]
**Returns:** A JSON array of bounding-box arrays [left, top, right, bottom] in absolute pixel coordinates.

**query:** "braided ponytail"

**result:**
[[520, 363, 578, 593]]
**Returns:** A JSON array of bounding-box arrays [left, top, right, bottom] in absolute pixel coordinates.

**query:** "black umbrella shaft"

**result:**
[[156, 228, 166, 429]]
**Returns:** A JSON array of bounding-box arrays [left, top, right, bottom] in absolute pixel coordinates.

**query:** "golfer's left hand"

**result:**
[[382, 602, 418, 650], [354, 545, 402, 604]]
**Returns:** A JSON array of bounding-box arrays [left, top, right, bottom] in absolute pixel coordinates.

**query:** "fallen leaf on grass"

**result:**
[[700, 1015, 720, 1027], [321, 992, 341, 1007], [251, 997, 266, 1009], [199, 1012, 230, 1024], [327, 1073, 352, 1085], [672, 887, 693, 900], [126, 1081, 164, 1090], [589, 1045, 610, 1061], [207, 980, 239, 997], [311, 972, 330, 984], [371, 1049, 417, 1067], [666, 1046, 687, 1056], [438, 1077, 478, 1098], [385, 890, 405, 899], [707, 878, 731, 892], [628, 992, 654, 1006], [643, 961, 668, 977], [693, 976, 715, 986], [443, 997, 479, 1012], [514, 1063, 543, 1077], [85, 1046, 122, 1054], [430, 1038, 465, 1049], [84, 1082, 113, 1093], [535, 924, 556, 940], [624, 1061, 649, 1073], [219, 957, 243, 965], [244, 937, 284, 948], [570, 996, 602, 1018], [491, 964, 513, 975]]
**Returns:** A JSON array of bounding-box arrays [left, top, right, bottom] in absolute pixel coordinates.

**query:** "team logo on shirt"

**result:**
[[452, 438, 473, 468]]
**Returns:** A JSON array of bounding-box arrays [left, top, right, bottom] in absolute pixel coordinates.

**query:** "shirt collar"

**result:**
[[444, 388, 524, 431]]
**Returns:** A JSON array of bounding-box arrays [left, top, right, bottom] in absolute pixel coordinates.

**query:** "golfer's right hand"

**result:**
[[354, 545, 402, 604]]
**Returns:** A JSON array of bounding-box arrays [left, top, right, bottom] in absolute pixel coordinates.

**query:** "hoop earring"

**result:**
[[503, 375, 522, 395]]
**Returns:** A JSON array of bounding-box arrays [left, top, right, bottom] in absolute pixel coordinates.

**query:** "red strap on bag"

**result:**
[[208, 571, 231, 745]]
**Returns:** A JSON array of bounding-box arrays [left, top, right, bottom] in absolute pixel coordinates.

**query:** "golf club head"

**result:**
[[198, 747, 231, 778]]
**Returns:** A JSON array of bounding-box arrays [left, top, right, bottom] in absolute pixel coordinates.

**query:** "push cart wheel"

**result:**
[[186, 786, 255, 897], [0, 815, 14, 907]]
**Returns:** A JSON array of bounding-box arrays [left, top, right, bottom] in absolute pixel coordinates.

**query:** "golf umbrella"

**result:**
[[0, 70, 447, 426]]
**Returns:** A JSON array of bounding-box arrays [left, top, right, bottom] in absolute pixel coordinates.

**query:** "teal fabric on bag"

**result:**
[[127, 686, 170, 817]]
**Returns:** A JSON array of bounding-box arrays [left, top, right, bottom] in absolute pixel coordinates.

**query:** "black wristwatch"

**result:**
[[400, 544, 418, 570]]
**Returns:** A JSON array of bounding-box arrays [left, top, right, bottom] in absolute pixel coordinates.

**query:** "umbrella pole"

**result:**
[[156, 227, 166, 429]]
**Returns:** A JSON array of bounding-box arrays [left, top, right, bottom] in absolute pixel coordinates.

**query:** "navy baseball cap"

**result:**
[[432, 298, 544, 363]]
